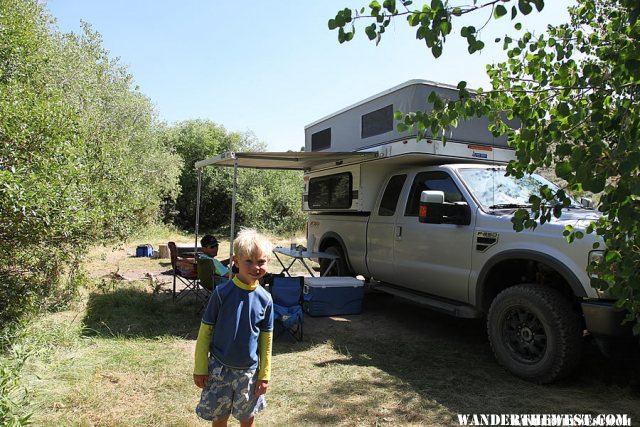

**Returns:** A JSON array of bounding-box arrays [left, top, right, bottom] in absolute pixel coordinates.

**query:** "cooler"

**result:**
[[136, 244, 154, 257], [303, 277, 364, 316]]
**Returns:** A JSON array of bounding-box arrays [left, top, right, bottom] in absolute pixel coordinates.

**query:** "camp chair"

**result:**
[[197, 256, 228, 292], [270, 276, 304, 341], [168, 241, 199, 302]]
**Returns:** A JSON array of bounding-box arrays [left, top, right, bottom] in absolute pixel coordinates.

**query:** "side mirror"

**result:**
[[419, 190, 471, 225], [419, 191, 445, 223]]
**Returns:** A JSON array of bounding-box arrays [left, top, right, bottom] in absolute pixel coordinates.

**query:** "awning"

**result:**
[[193, 150, 378, 262], [195, 151, 379, 171]]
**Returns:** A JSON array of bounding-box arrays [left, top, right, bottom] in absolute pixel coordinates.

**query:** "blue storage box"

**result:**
[[136, 244, 154, 257], [303, 277, 364, 316]]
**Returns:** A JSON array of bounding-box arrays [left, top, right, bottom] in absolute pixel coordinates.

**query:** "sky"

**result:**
[[46, 1, 573, 152]]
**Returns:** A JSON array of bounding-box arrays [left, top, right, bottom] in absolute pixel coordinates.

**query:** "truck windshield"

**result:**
[[457, 168, 578, 209]]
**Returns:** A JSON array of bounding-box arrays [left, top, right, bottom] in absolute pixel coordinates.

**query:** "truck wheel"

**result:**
[[487, 284, 583, 383], [320, 246, 349, 276]]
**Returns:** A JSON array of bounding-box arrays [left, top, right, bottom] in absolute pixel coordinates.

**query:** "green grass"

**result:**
[[15, 285, 640, 427], [6, 237, 640, 426]]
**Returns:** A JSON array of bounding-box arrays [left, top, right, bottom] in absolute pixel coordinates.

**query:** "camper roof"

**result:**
[[304, 79, 512, 153], [305, 79, 459, 129]]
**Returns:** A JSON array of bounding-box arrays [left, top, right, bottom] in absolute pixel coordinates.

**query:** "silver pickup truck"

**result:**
[[307, 162, 632, 383]]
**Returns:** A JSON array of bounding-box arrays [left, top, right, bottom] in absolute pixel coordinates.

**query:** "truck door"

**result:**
[[392, 171, 473, 302], [367, 174, 407, 281]]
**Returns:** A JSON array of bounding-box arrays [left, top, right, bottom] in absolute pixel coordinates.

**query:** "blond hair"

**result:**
[[233, 228, 273, 259]]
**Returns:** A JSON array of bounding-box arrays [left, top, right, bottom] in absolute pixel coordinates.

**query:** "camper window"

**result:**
[[308, 172, 352, 209], [311, 128, 331, 151], [361, 104, 393, 138]]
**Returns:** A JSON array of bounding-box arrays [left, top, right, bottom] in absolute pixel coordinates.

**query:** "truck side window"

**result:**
[[405, 171, 464, 216], [378, 174, 407, 216]]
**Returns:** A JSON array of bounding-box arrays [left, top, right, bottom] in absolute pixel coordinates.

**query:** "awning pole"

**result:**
[[229, 157, 238, 264], [195, 168, 202, 258]]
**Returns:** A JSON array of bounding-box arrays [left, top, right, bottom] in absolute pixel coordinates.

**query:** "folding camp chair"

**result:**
[[197, 256, 230, 291], [168, 241, 199, 302], [270, 276, 304, 341]]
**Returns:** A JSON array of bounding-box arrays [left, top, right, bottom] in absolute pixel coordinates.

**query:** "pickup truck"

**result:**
[[307, 162, 632, 383], [199, 80, 636, 383]]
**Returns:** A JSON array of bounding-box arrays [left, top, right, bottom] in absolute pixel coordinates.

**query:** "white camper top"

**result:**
[[304, 79, 514, 153]]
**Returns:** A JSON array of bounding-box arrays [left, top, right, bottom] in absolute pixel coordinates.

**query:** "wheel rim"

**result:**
[[501, 306, 547, 364]]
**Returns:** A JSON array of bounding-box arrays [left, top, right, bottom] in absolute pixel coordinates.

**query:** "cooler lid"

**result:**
[[304, 277, 364, 288]]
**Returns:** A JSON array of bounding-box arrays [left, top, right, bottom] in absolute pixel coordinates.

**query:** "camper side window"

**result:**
[[308, 173, 352, 209], [378, 174, 407, 216], [405, 171, 464, 216], [362, 105, 394, 138], [311, 128, 331, 151]]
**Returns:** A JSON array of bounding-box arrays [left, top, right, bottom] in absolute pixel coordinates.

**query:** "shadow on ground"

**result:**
[[82, 286, 202, 339], [276, 291, 640, 425]]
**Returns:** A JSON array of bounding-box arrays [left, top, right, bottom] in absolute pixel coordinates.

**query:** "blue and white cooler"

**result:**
[[303, 276, 365, 316]]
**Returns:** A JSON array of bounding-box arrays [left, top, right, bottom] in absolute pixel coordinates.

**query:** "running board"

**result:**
[[371, 283, 482, 319]]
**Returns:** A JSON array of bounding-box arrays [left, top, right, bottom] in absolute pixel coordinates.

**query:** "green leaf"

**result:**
[[494, 5, 507, 18], [432, 44, 442, 58], [518, 0, 533, 15], [555, 161, 574, 180], [338, 27, 346, 43], [431, 0, 444, 10], [365, 24, 377, 40], [557, 102, 570, 117], [383, 0, 397, 13], [605, 250, 621, 263]]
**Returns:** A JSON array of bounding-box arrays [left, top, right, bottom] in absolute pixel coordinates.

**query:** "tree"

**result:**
[[237, 167, 307, 235], [164, 120, 306, 235], [1, 0, 182, 328], [329, 0, 640, 332]]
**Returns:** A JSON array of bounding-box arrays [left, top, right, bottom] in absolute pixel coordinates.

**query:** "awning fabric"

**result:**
[[195, 151, 379, 171]]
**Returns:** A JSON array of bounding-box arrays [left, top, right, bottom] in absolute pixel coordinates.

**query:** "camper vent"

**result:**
[[311, 128, 331, 151], [361, 104, 393, 139]]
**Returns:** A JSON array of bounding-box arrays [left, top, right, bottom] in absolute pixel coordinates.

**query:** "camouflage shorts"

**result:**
[[195, 358, 266, 422]]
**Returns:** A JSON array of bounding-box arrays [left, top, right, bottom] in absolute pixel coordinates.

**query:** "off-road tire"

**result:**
[[487, 284, 583, 383], [319, 245, 349, 276]]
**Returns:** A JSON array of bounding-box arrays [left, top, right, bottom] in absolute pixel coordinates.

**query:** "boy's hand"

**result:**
[[193, 374, 208, 389], [255, 380, 269, 396]]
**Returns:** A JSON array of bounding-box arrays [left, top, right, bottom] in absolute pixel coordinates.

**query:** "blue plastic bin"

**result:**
[[136, 244, 154, 257], [303, 277, 364, 316]]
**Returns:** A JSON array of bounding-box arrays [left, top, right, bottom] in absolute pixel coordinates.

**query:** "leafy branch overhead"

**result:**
[[330, 0, 640, 332], [329, 0, 543, 55]]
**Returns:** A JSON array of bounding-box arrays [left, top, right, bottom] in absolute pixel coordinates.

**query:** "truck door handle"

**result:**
[[395, 226, 402, 239]]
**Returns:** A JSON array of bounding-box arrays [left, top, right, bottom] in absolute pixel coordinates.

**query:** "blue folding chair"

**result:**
[[270, 276, 304, 341]]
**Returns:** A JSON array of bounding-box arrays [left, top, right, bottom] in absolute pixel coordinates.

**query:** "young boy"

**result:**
[[199, 234, 231, 279], [194, 228, 274, 427]]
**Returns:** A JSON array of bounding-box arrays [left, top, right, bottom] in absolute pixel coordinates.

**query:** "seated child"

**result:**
[[200, 234, 231, 279]]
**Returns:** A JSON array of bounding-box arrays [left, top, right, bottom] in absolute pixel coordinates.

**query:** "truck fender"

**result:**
[[475, 249, 587, 312]]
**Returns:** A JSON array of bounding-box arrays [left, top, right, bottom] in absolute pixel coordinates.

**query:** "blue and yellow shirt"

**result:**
[[194, 276, 273, 380]]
